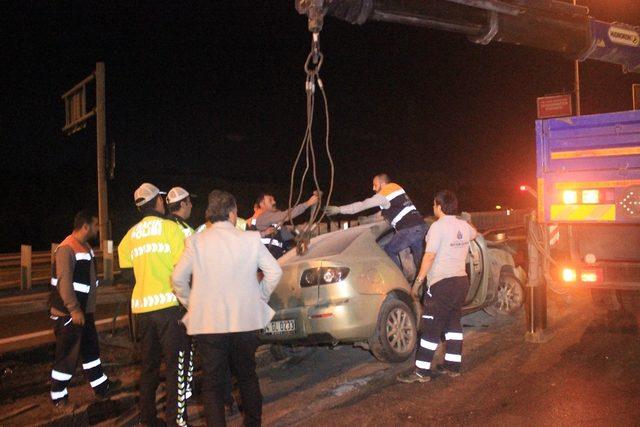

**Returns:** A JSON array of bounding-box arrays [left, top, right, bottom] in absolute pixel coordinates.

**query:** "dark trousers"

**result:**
[[50, 313, 108, 401], [197, 331, 262, 427], [136, 306, 190, 427], [384, 223, 428, 273], [415, 276, 469, 375]]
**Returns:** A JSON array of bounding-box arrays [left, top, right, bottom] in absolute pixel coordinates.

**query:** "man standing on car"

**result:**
[[398, 190, 477, 383], [172, 189, 282, 426], [325, 173, 427, 275]]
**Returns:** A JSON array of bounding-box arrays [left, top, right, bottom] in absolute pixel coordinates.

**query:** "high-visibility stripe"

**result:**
[[261, 238, 283, 248], [551, 146, 640, 160], [132, 292, 177, 310], [391, 205, 417, 227], [550, 204, 615, 221], [73, 282, 91, 293], [549, 224, 560, 247], [420, 339, 438, 350], [75, 253, 92, 261], [51, 388, 68, 400], [385, 188, 406, 201], [130, 242, 172, 260], [444, 353, 462, 363], [555, 179, 640, 190], [415, 360, 431, 370], [83, 358, 101, 370], [90, 374, 108, 388], [51, 278, 58, 286], [445, 332, 463, 341], [51, 370, 72, 381]]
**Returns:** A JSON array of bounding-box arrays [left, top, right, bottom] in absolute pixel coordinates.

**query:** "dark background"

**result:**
[[2, 1, 639, 252]]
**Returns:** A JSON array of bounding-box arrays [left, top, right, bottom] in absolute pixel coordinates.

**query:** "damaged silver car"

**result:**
[[260, 220, 524, 363]]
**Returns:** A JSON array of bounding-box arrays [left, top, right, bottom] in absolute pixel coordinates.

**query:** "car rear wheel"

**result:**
[[369, 297, 417, 363]]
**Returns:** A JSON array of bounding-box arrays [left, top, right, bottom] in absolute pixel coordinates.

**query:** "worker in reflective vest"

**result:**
[[247, 191, 319, 259], [49, 210, 118, 409], [326, 173, 427, 275], [118, 183, 189, 427]]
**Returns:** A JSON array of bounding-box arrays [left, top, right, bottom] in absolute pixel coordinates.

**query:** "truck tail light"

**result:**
[[562, 190, 578, 204], [561, 266, 603, 285], [301, 267, 350, 287], [582, 189, 599, 204], [581, 268, 603, 284], [562, 268, 577, 282]]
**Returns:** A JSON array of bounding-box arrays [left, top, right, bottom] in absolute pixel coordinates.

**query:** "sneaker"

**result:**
[[436, 364, 461, 377], [396, 370, 432, 383], [95, 379, 122, 400]]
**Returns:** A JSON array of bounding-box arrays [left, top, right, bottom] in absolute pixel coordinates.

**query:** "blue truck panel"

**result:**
[[536, 110, 640, 224]]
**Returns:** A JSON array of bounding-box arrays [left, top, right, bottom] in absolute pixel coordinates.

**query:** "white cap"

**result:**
[[166, 187, 191, 204], [134, 183, 165, 207]]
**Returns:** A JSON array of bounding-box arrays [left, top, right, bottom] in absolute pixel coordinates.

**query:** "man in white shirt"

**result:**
[[398, 190, 477, 383], [172, 189, 282, 426]]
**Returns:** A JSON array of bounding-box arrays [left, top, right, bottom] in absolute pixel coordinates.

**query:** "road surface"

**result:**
[[1, 287, 638, 426]]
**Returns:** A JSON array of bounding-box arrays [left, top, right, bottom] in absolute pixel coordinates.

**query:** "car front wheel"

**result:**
[[488, 272, 524, 315], [369, 297, 417, 363]]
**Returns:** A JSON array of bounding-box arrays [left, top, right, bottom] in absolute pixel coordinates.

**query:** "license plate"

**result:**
[[264, 319, 296, 335]]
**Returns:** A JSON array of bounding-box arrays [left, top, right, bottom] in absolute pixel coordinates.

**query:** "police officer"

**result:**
[[397, 190, 477, 383], [326, 173, 427, 274], [49, 210, 118, 408], [166, 187, 195, 238], [118, 183, 190, 427]]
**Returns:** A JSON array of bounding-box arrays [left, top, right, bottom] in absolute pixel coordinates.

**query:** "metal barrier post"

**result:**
[[525, 213, 552, 343], [20, 245, 32, 290], [103, 240, 114, 286]]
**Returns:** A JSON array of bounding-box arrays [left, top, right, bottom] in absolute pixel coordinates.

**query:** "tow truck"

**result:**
[[295, 0, 640, 336]]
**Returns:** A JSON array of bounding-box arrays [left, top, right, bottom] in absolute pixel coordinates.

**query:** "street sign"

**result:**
[[537, 94, 573, 119]]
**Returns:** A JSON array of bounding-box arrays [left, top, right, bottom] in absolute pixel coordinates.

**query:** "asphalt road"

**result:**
[[1, 287, 638, 426]]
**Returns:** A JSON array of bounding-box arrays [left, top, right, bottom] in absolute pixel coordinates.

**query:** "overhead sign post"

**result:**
[[537, 94, 573, 119], [61, 63, 109, 250]]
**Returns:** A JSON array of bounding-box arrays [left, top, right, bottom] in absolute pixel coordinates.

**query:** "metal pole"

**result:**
[[95, 62, 109, 250], [573, 0, 581, 116]]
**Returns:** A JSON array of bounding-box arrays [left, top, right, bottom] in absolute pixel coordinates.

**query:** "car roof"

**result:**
[[279, 221, 390, 264]]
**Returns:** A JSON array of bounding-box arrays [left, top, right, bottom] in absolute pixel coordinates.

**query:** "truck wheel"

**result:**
[[487, 273, 524, 316], [369, 297, 417, 363]]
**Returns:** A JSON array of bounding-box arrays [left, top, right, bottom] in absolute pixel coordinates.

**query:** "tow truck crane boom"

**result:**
[[296, 0, 640, 73]]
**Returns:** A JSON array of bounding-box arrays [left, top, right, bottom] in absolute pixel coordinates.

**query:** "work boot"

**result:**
[[436, 364, 461, 377], [95, 378, 122, 400], [396, 370, 432, 383]]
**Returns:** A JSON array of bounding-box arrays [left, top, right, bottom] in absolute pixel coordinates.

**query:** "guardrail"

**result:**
[[0, 210, 527, 292], [0, 240, 120, 291]]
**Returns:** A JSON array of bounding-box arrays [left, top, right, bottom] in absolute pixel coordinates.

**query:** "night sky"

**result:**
[[3, 1, 640, 251]]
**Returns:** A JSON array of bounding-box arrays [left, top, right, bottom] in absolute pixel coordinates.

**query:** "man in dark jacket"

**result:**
[[49, 210, 117, 409]]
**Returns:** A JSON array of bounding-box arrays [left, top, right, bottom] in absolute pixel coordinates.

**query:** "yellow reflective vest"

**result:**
[[118, 215, 185, 314]]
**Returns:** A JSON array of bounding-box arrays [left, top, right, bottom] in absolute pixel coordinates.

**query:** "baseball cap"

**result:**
[[166, 187, 195, 204], [134, 183, 166, 207]]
